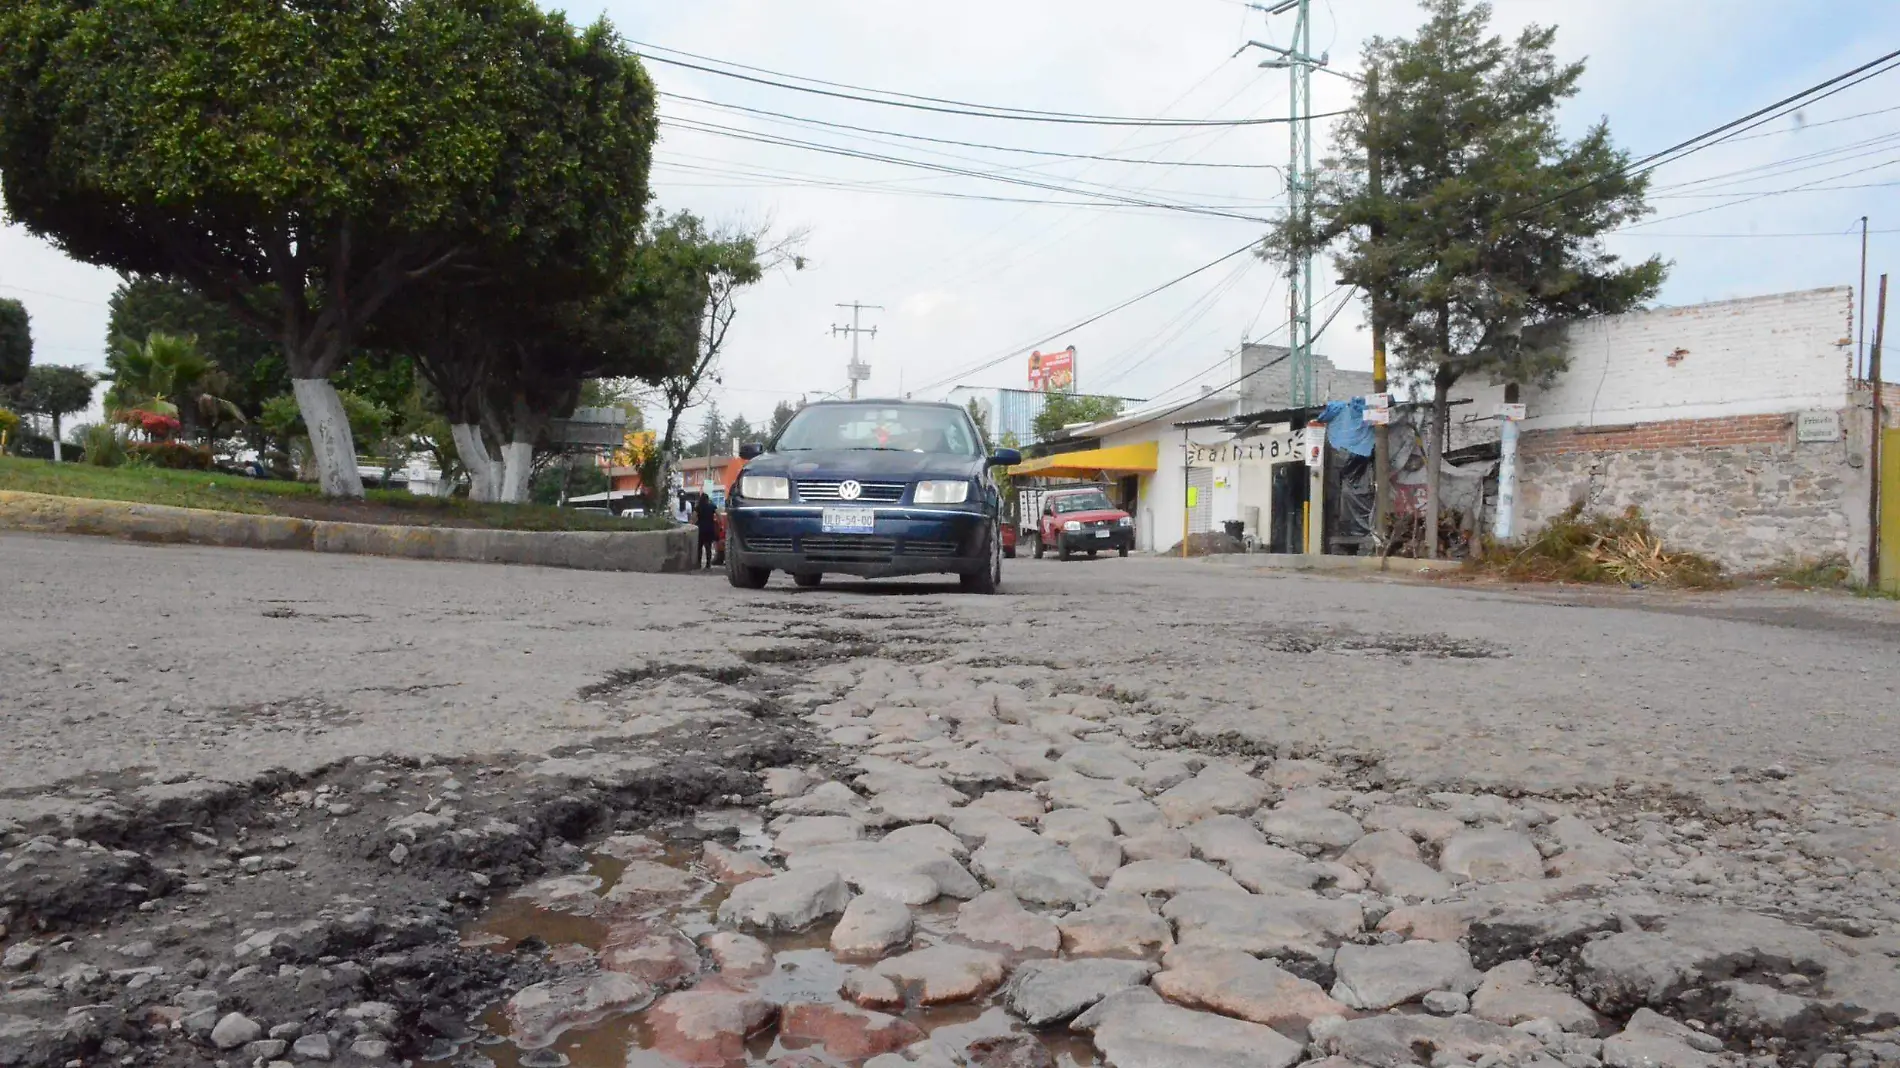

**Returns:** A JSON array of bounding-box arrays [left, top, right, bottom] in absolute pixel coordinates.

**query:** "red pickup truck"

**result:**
[[1031, 487, 1134, 560]]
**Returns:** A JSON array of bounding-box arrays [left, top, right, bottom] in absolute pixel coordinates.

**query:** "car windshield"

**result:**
[[1052, 491, 1113, 513], [774, 403, 982, 456]]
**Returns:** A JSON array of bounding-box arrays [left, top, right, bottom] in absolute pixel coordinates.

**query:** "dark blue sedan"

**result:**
[[725, 400, 1021, 593]]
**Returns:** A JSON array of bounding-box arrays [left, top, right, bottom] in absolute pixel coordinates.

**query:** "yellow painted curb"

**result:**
[[0, 490, 695, 573]]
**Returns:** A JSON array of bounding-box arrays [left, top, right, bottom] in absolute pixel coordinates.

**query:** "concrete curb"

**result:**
[[1193, 551, 1451, 574], [0, 490, 696, 573]]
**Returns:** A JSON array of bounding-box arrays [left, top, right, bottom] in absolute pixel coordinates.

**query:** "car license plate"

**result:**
[[821, 507, 877, 534], [1095, 530, 1111, 538]]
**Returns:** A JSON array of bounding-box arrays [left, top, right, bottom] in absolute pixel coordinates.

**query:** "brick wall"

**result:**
[[1520, 413, 1791, 456]]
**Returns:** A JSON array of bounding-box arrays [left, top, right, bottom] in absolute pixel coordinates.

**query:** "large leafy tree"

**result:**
[[0, 0, 657, 497], [1272, 0, 1664, 554], [1033, 393, 1124, 441], [621, 212, 802, 496], [12, 364, 95, 461], [0, 299, 28, 387]]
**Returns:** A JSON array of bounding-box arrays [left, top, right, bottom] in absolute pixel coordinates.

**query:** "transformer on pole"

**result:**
[[1245, 0, 1323, 406]]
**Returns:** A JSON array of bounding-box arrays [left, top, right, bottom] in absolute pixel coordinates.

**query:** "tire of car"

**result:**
[[793, 572, 823, 588], [1033, 534, 1045, 560], [960, 522, 1002, 595], [1119, 545, 1130, 558], [1088, 548, 1098, 558], [1058, 539, 1073, 561], [726, 548, 769, 590]]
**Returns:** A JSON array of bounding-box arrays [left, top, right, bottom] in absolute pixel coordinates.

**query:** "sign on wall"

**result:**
[[1028, 347, 1076, 393], [1796, 410, 1840, 443], [1184, 433, 1301, 467]]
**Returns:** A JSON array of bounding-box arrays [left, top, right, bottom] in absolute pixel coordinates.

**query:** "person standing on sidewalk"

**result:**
[[694, 492, 718, 569]]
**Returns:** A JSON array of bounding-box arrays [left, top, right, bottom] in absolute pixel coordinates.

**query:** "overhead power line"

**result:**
[[909, 240, 1264, 396], [663, 93, 1279, 170], [1507, 47, 1900, 219], [1100, 285, 1358, 439], [632, 45, 1347, 127], [1622, 155, 1900, 230], [653, 158, 1261, 216], [664, 117, 1277, 222]]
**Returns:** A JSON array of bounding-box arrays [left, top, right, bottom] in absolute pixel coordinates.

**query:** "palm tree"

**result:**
[[105, 332, 241, 434]]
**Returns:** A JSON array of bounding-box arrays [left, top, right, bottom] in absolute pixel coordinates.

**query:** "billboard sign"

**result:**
[[1028, 346, 1076, 393]]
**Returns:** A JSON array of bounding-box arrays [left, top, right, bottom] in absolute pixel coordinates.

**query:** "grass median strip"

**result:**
[[0, 456, 668, 532]]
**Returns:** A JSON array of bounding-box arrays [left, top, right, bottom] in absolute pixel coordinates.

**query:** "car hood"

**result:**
[[1051, 508, 1129, 523], [746, 449, 983, 481]]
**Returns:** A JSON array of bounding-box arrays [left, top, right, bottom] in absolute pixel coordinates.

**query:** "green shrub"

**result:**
[[127, 440, 214, 470], [80, 424, 129, 467]]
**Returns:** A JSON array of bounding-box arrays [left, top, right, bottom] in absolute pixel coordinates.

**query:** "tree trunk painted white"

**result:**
[[499, 440, 533, 504], [50, 414, 62, 463], [450, 423, 500, 502], [292, 378, 365, 498]]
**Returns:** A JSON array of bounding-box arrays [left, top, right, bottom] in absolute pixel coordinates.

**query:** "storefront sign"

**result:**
[[1184, 432, 1301, 467]]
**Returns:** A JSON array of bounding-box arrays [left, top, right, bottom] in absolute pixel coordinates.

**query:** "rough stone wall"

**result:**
[[1517, 413, 1856, 573], [1240, 343, 1374, 410]]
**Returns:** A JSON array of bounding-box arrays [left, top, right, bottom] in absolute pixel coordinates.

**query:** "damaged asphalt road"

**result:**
[[2, 532, 1899, 1067]]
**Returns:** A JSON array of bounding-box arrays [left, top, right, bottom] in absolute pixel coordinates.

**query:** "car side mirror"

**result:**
[[987, 448, 1022, 468], [738, 442, 764, 460]]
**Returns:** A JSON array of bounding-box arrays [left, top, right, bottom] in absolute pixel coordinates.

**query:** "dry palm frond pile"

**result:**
[[1485, 505, 1727, 589]]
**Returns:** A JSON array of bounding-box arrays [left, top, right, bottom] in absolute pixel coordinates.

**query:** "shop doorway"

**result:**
[[1269, 461, 1308, 554]]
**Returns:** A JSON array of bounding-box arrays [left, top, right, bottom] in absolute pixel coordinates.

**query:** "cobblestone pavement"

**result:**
[[2, 532, 1898, 1067]]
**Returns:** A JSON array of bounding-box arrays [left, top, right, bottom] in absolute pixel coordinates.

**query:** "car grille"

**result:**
[[801, 535, 898, 563], [905, 539, 961, 557], [741, 535, 793, 553], [1078, 518, 1119, 530], [796, 480, 907, 503]]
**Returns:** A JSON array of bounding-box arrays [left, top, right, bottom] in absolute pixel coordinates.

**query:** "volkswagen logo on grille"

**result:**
[[838, 479, 863, 501]]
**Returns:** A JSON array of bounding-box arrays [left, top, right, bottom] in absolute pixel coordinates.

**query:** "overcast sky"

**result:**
[[4, 0, 1898, 432]]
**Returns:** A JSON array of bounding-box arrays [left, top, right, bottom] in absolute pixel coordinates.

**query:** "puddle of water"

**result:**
[[463, 825, 1103, 1067]]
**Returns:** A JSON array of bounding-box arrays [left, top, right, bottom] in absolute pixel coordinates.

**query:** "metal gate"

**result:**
[[1187, 467, 1214, 535], [1882, 427, 1899, 594]]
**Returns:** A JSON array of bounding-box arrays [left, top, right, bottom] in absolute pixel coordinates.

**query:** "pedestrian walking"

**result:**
[[694, 492, 718, 569], [675, 492, 691, 525]]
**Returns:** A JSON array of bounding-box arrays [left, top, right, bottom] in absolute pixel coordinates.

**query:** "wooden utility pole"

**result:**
[[1870, 273, 1887, 589], [1367, 65, 1392, 542]]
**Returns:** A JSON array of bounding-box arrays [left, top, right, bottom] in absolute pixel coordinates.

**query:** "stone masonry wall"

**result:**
[[1517, 412, 1855, 573]]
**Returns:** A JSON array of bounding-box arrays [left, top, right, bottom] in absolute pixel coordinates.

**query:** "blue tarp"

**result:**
[[1316, 398, 1376, 457]]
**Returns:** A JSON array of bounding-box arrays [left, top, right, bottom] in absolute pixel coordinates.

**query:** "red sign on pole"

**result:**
[[1028, 346, 1076, 393]]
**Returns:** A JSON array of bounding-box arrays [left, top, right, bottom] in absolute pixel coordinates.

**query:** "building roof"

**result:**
[[1174, 405, 1320, 430]]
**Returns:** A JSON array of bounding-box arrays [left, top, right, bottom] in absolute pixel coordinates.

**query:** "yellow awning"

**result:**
[[1006, 440, 1159, 480]]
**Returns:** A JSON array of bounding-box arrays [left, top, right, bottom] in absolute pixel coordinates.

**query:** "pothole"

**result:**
[[459, 817, 1101, 1067], [1204, 624, 1502, 659]]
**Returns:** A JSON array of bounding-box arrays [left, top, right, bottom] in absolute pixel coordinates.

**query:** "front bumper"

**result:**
[[1060, 527, 1134, 553], [729, 505, 992, 578]]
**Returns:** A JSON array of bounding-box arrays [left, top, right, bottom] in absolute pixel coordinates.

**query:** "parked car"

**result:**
[[724, 400, 1021, 593], [1031, 486, 1135, 560]]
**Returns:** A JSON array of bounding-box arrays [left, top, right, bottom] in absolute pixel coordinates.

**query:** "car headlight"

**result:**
[[914, 480, 970, 504], [1063, 520, 1082, 532], [1118, 516, 1134, 527], [739, 475, 789, 500]]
